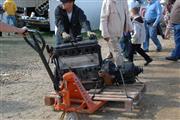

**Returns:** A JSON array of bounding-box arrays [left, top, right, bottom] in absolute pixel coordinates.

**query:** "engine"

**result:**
[[53, 39, 102, 89]]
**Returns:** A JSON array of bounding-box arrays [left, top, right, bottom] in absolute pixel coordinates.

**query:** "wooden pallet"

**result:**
[[88, 83, 146, 112]]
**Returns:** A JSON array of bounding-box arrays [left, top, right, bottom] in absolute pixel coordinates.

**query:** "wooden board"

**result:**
[[88, 83, 146, 112]]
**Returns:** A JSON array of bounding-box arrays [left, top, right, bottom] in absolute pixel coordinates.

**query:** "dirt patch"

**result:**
[[0, 34, 180, 120]]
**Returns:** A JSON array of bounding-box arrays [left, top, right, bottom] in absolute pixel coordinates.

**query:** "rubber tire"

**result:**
[[63, 112, 90, 120]]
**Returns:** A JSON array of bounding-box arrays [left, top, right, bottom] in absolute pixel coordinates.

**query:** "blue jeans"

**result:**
[[143, 21, 162, 51], [55, 31, 63, 46], [6, 15, 16, 26], [170, 24, 180, 58]]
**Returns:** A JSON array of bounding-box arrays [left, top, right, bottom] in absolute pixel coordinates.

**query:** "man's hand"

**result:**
[[20, 27, 28, 35], [62, 32, 71, 42], [20, 27, 28, 34], [104, 37, 110, 42], [15, 27, 28, 36], [87, 31, 96, 39]]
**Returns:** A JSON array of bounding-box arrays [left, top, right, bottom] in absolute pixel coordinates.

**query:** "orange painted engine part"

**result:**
[[54, 72, 106, 113]]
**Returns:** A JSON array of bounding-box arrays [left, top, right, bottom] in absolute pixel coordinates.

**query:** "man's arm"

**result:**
[[0, 22, 27, 34], [79, 9, 91, 32], [153, 1, 162, 27], [55, 6, 65, 35]]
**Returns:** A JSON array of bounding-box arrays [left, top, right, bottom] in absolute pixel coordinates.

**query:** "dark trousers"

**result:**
[[171, 24, 180, 58], [129, 44, 151, 62], [120, 32, 132, 58]]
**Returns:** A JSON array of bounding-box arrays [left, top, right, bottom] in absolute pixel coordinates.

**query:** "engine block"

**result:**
[[54, 40, 102, 89]]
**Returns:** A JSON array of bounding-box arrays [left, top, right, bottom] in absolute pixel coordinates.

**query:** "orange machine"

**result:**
[[25, 31, 146, 120], [54, 71, 106, 113]]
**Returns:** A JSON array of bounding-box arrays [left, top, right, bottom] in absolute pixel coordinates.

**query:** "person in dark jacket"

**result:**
[[55, 0, 96, 46]]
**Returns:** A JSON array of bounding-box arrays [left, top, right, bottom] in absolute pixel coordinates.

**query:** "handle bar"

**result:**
[[24, 30, 46, 53], [23, 30, 58, 91]]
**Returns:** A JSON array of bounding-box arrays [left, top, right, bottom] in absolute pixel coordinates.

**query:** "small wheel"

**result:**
[[60, 112, 90, 120], [63, 112, 78, 120]]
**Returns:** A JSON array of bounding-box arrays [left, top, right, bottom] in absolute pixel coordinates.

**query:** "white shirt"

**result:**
[[67, 12, 72, 22], [131, 15, 145, 44]]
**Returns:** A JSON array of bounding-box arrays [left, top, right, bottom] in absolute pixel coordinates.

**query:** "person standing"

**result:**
[[129, 7, 153, 66], [3, 0, 17, 26], [100, 0, 132, 66], [166, 0, 180, 61], [143, 0, 162, 52], [54, 0, 96, 95]]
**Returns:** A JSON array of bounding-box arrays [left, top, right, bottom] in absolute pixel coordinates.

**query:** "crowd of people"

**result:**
[[0, 0, 179, 63], [129, 0, 180, 61]]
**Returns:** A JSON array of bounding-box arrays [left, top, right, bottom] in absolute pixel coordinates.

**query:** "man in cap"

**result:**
[[55, 0, 96, 46]]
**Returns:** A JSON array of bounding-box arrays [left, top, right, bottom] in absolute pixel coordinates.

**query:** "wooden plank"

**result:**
[[89, 85, 145, 98], [90, 94, 136, 99], [89, 83, 145, 91], [89, 84, 146, 105], [88, 89, 103, 93], [90, 91, 140, 95], [89, 85, 144, 92], [92, 96, 133, 102], [89, 88, 142, 94], [90, 93, 137, 98], [92, 97, 133, 111], [44, 95, 55, 106], [89, 87, 143, 92], [105, 84, 145, 89], [90, 94, 136, 98], [104, 87, 143, 92], [89, 87, 142, 91]]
